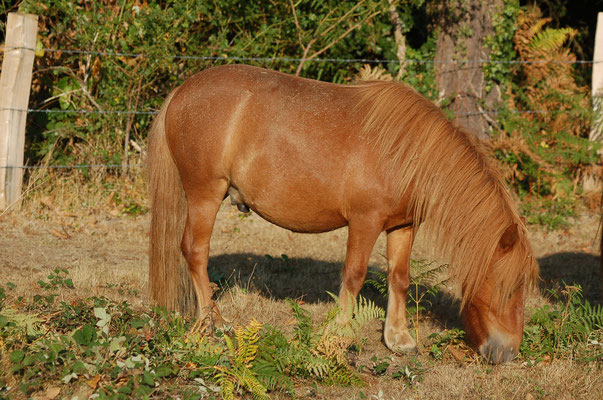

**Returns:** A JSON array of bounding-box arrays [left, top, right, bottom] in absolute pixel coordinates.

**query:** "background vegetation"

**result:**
[[0, 0, 600, 223], [1, 1, 602, 398]]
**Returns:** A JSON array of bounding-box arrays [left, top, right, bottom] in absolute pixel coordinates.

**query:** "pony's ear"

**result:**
[[499, 223, 518, 252]]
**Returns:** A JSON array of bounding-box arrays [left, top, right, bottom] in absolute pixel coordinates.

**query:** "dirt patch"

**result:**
[[1, 204, 601, 399]]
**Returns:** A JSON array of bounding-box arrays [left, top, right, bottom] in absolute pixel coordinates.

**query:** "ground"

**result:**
[[1, 203, 601, 399]]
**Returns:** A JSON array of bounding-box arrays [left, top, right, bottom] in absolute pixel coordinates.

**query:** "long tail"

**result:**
[[147, 89, 196, 314]]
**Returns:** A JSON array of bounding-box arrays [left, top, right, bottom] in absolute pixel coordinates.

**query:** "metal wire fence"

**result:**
[[4, 45, 601, 64], [0, 45, 597, 170]]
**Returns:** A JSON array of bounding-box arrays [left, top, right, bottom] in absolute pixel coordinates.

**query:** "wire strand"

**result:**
[[0, 164, 144, 170], [2, 45, 601, 65]]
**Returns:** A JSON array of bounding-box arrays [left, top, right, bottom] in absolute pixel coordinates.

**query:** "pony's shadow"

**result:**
[[537, 252, 601, 304], [208, 253, 344, 303], [208, 253, 465, 330]]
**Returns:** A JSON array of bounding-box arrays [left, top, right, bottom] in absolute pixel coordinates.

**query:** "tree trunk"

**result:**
[[388, 0, 407, 78], [432, 0, 504, 140]]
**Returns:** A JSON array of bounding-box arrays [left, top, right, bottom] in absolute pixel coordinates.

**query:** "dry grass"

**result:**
[[1, 195, 602, 399], [12, 152, 147, 218]]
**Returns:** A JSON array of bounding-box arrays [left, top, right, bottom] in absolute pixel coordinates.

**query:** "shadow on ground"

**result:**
[[208, 251, 603, 331], [537, 252, 602, 303], [208, 252, 465, 330], [209, 253, 348, 304]]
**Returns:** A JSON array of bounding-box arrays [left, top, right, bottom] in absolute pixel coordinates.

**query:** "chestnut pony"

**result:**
[[148, 65, 538, 364]]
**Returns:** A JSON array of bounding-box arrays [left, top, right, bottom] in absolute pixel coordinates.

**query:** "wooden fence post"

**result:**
[[590, 12, 603, 151], [0, 12, 38, 210]]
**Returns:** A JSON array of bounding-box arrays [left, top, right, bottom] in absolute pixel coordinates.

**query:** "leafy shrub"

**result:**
[[491, 5, 599, 221], [521, 285, 603, 364]]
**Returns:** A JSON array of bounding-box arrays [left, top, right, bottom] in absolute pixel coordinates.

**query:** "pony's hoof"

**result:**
[[389, 342, 419, 355], [236, 203, 250, 213], [384, 328, 417, 354], [479, 338, 517, 364]]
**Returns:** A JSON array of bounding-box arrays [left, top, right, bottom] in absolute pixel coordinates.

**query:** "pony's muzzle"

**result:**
[[479, 336, 518, 364]]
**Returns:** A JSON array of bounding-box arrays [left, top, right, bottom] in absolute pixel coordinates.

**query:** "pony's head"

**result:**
[[461, 223, 536, 364]]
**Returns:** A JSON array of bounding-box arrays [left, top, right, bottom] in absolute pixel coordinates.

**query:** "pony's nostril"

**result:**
[[479, 338, 517, 364]]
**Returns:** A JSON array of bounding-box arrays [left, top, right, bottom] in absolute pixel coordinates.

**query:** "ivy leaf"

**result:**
[[10, 350, 24, 363], [94, 307, 111, 335], [73, 324, 97, 346]]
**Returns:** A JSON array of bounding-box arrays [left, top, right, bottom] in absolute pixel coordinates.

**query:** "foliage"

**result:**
[[366, 259, 447, 347], [0, 272, 387, 398], [483, 0, 520, 92], [213, 319, 272, 399], [255, 296, 383, 388], [521, 285, 603, 364], [490, 5, 599, 227]]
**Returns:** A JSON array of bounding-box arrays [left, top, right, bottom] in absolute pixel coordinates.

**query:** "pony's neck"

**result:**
[[355, 80, 534, 307]]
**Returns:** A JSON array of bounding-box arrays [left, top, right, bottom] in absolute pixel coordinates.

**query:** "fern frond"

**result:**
[[1, 307, 44, 336], [305, 356, 330, 379], [356, 64, 393, 82], [410, 260, 449, 289], [287, 299, 314, 346], [353, 295, 385, 327], [224, 333, 235, 355], [219, 378, 235, 400], [242, 374, 269, 400], [365, 270, 388, 297], [530, 27, 576, 53], [329, 365, 364, 386], [527, 17, 550, 40]]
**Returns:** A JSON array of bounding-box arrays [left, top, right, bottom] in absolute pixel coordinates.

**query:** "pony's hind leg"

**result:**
[[181, 180, 229, 326], [383, 225, 417, 353]]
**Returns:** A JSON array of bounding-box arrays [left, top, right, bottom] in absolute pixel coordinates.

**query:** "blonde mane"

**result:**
[[354, 80, 538, 308]]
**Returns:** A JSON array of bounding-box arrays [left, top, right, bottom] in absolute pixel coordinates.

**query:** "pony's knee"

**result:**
[[342, 267, 366, 293], [181, 234, 209, 271], [388, 266, 410, 292]]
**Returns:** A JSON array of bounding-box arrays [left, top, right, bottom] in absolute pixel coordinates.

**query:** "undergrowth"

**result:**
[[0, 271, 383, 399], [521, 285, 603, 365], [490, 4, 601, 228], [1, 270, 601, 399]]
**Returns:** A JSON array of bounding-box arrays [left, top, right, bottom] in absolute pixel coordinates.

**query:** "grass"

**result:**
[[0, 195, 602, 398], [1, 267, 601, 399], [0, 273, 389, 399]]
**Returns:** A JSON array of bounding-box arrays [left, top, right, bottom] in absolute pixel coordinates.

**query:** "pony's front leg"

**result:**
[[181, 184, 228, 326], [383, 225, 417, 353], [337, 221, 382, 323]]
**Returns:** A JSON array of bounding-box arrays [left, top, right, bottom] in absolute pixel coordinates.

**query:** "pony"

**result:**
[[147, 64, 538, 364]]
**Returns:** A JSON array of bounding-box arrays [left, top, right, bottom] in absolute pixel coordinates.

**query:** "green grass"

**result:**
[[0, 272, 383, 399], [1, 271, 601, 399]]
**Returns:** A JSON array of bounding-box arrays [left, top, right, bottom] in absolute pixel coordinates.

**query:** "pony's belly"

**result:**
[[228, 186, 346, 233], [252, 206, 347, 233]]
